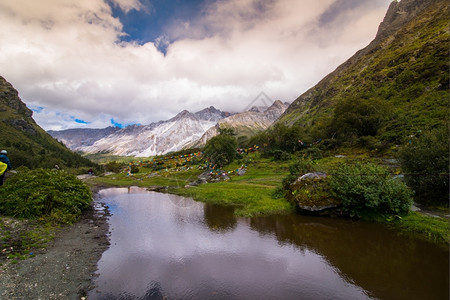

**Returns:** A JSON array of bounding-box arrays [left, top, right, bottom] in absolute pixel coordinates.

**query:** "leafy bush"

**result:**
[[130, 166, 140, 174], [331, 97, 390, 139], [204, 134, 237, 168], [0, 169, 92, 224], [104, 161, 124, 173], [297, 147, 323, 160], [273, 150, 291, 161], [282, 159, 315, 191], [397, 126, 449, 205], [329, 163, 413, 217]]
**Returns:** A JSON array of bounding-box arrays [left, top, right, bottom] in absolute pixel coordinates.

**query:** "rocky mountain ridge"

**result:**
[[49, 101, 288, 157]]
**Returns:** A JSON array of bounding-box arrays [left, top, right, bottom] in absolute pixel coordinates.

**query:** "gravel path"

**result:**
[[0, 202, 110, 300]]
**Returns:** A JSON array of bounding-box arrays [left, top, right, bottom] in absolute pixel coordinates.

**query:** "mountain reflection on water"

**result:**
[[89, 187, 449, 300]]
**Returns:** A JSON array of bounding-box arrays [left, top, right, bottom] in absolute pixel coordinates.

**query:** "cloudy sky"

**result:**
[[0, 0, 391, 130]]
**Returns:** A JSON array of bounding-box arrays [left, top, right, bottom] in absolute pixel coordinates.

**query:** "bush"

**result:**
[[397, 126, 449, 205], [329, 163, 413, 217], [104, 161, 124, 173], [130, 166, 140, 174], [297, 147, 323, 160], [331, 97, 390, 139], [204, 134, 237, 168], [0, 169, 92, 224], [282, 158, 315, 191], [273, 150, 291, 161]]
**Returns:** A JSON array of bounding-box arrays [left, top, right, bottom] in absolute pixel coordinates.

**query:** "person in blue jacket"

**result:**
[[0, 150, 12, 186]]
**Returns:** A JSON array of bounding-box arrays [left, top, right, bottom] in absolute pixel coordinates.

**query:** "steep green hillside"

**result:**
[[0, 76, 97, 170], [277, 0, 449, 146]]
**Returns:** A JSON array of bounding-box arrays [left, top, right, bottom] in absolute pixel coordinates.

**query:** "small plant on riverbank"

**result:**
[[0, 169, 92, 224], [329, 163, 413, 217]]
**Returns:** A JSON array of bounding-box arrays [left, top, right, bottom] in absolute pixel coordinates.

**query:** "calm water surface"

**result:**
[[89, 187, 449, 300]]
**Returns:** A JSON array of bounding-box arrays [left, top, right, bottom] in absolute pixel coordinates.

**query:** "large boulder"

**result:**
[[287, 172, 340, 215]]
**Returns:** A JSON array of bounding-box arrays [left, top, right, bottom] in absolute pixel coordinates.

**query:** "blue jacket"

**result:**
[[0, 154, 12, 171]]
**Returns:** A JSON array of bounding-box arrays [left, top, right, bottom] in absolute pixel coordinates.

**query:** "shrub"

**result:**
[[297, 147, 323, 160], [273, 150, 291, 161], [204, 134, 237, 168], [331, 97, 390, 139], [329, 163, 413, 217], [104, 161, 124, 173], [282, 158, 315, 191], [0, 169, 92, 224], [397, 126, 449, 205], [130, 166, 140, 174]]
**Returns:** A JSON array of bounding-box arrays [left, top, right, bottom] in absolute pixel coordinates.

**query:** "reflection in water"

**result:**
[[250, 214, 449, 300], [204, 204, 236, 232], [90, 188, 449, 300]]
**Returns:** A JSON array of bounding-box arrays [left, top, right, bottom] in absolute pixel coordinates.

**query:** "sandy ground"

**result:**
[[0, 200, 110, 300]]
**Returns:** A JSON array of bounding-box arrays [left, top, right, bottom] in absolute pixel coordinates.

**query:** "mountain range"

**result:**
[[48, 101, 289, 156]]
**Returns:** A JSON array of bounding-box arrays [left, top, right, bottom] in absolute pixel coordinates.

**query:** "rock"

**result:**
[[287, 172, 341, 215], [236, 168, 247, 176], [147, 186, 169, 192]]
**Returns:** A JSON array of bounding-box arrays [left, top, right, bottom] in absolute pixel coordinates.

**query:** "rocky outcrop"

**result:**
[[0, 76, 37, 136], [286, 172, 341, 215], [0, 76, 33, 117]]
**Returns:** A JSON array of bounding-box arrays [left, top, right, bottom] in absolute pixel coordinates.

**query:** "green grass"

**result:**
[[90, 154, 294, 217], [391, 211, 450, 245]]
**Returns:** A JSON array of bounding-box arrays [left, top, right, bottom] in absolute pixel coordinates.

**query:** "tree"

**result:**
[[397, 126, 449, 205], [331, 97, 390, 139], [204, 132, 237, 168]]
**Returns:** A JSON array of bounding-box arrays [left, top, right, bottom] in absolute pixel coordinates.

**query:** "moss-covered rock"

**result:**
[[286, 172, 340, 215]]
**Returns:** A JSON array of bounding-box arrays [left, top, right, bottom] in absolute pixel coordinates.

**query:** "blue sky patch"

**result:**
[[75, 118, 89, 124], [108, 0, 209, 54], [110, 118, 140, 128]]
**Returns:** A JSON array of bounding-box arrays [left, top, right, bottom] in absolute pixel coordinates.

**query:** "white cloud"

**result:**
[[0, 0, 391, 130], [110, 0, 146, 13]]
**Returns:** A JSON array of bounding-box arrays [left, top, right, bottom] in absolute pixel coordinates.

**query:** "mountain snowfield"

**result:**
[[49, 102, 288, 157]]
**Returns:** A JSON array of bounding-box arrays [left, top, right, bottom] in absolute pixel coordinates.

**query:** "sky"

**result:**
[[0, 0, 392, 130]]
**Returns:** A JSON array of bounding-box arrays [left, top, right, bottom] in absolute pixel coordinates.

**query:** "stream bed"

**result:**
[[88, 187, 449, 300]]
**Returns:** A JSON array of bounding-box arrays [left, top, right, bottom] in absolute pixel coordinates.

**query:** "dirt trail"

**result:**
[[0, 202, 110, 300]]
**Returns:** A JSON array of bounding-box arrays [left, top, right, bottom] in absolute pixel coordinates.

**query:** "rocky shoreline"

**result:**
[[0, 199, 110, 299]]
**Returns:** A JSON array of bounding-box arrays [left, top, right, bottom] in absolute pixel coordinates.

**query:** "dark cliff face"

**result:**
[[0, 76, 33, 117], [0, 76, 37, 135], [376, 0, 435, 40]]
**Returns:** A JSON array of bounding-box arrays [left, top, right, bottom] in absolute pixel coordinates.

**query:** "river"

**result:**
[[88, 187, 449, 300]]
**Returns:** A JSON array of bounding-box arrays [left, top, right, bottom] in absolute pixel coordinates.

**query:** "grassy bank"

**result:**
[[390, 211, 449, 245], [87, 153, 449, 245], [89, 154, 294, 217]]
